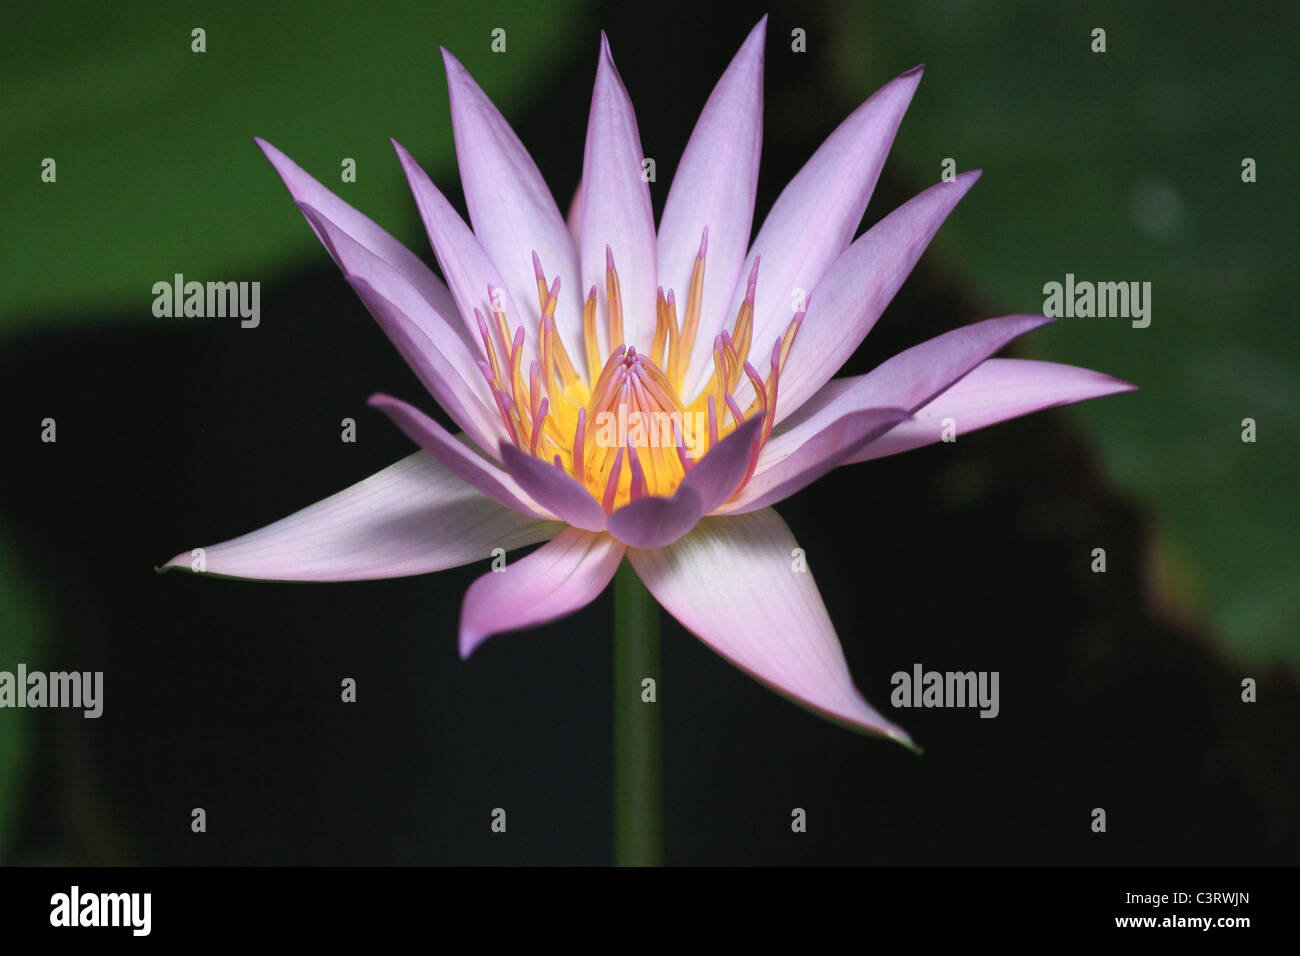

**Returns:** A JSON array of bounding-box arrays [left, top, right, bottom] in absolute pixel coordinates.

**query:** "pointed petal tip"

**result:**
[[835, 709, 917, 749], [253, 135, 285, 160], [390, 139, 419, 176], [894, 730, 923, 755], [159, 550, 211, 574], [254, 136, 295, 174], [440, 47, 479, 99], [457, 528, 625, 656], [988, 312, 1057, 337], [457, 626, 483, 660], [935, 168, 982, 197], [389, 138, 423, 170], [878, 63, 924, 101], [593, 31, 634, 93], [365, 391, 398, 412]]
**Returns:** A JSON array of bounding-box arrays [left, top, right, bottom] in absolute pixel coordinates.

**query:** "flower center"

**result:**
[[473, 230, 805, 511]]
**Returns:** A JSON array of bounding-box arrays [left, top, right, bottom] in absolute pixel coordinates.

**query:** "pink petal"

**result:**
[[162, 454, 561, 582], [719, 408, 909, 514], [566, 180, 583, 243], [298, 205, 505, 454], [392, 139, 536, 369], [255, 138, 461, 328], [367, 393, 548, 518], [773, 171, 982, 422], [757, 313, 1053, 474], [677, 414, 766, 513], [606, 416, 765, 548], [657, 18, 765, 384], [459, 528, 625, 657], [499, 444, 607, 532], [689, 65, 923, 397], [605, 487, 705, 552], [851, 358, 1138, 462], [256, 141, 501, 450], [441, 49, 586, 373], [628, 509, 912, 744], [579, 34, 657, 352]]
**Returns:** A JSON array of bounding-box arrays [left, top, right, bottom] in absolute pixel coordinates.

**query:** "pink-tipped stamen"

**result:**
[[572, 407, 587, 479], [627, 449, 646, 502], [602, 447, 626, 513], [530, 397, 549, 456], [672, 419, 694, 473], [724, 391, 746, 426]]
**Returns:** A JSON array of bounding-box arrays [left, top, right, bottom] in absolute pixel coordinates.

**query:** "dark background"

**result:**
[[1, 0, 1295, 864]]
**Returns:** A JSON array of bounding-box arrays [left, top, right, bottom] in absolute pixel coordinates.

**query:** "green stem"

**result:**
[[613, 560, 664, 866]]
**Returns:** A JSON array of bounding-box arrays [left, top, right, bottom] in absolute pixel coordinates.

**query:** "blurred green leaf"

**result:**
[[0, 518, 44, 859], [1, 0, 588, 331], [835, 0, 1299, 664]]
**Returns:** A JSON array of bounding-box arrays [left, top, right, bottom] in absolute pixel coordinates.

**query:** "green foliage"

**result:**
[[836, 0, 1298, 663], [1, 0, 585, 330], [0, 521, 43, 858]]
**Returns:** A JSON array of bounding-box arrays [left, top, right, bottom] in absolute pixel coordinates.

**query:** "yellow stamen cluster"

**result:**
[[474, 233, 804, 511]]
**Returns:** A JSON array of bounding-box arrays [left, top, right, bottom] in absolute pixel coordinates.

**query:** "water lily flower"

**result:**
[[164, 18, 1133, 749]]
